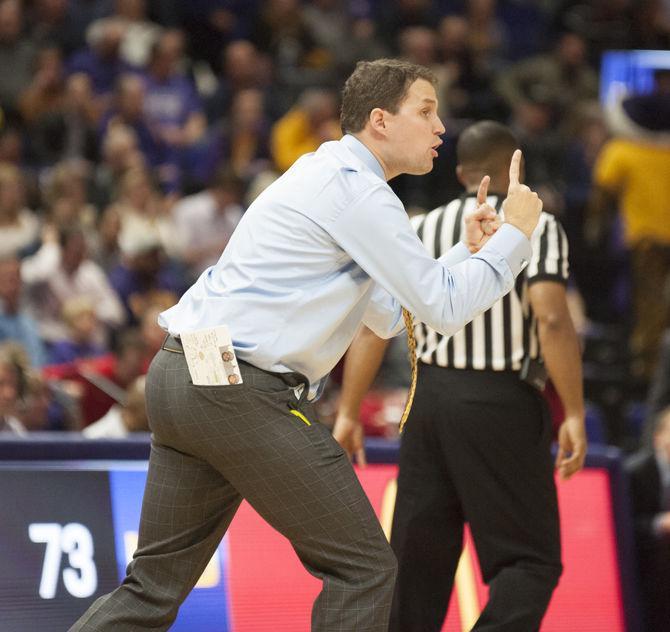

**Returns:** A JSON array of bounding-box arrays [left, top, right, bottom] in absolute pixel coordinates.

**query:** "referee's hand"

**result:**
[[333, 412, 367, 468], [502, 149, 542, 240], [555, 414, 587, 480]]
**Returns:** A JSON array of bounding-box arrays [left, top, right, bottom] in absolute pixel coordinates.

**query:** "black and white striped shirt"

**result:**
[[411, 192, 569, 371]]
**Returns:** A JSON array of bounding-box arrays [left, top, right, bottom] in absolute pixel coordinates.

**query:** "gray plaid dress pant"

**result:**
[[69, 337, 396, 632]]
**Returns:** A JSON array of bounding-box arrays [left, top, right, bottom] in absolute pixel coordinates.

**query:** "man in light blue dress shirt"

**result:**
[[70, 59, 542, 632]]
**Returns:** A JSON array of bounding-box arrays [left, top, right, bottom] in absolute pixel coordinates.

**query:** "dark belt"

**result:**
[[161, 333, 310, 403]]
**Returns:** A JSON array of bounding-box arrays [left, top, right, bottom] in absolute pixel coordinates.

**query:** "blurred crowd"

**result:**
[[0, 0, 667, 435], [0, 0, 667, 439], [0, 0, 669, 627]]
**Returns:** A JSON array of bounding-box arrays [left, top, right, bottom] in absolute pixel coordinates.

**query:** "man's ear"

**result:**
[[368, 107, 387, 135], [455, 165, 468, 187]]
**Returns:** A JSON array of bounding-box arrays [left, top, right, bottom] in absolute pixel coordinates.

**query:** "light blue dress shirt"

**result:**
[[159, 134, 531, 397]]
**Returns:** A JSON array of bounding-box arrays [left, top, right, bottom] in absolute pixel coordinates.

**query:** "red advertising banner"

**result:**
[[226, 465, 625, 631]]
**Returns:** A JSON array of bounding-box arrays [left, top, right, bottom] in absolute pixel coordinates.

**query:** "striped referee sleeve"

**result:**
[[526, 213, 570, 284]]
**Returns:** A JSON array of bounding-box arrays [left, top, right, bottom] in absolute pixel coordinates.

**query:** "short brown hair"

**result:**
[[456, 121, 518, 167], [340, 59, 437, 134]]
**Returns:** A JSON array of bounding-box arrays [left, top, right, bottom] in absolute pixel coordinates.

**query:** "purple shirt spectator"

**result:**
[[48, 339, 106, 365]]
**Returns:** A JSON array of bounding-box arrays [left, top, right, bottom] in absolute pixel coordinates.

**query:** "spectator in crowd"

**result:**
[[397, 26, 446, 106], [560, 100, 613, 321], [335, 13, 389, 78], [179, 0, 256, 73], [377, 0, 441, 52], [141, 29, 208, 189], [0, 253, 46, 367], [108, 222, 183, 324], [270, 87, 340, 172], [99, 75, 165, 175], [21, 223, 125, 345], [302, 0, 349, 63], [626, 406, 670, 631], [0, 122, 25, 168], [588, 77, 670, 381], [16, 370, 75, 431], [250, 0, 324, 89], [48, 296, 107, 365], [435, 15, 474, 118], [171, 166, 244, 280], [43, 327, 147, 427], [465, 0, 509, 75], [0, 341, 28, 434], [68, 16, 134, 102], [554, 0, 634, 60], [28, 71, 101, 166], [0, 0, 36, 113], [18, 46, 66, 127], [83, 374, 148, 437], [645, 331, 670, 445], [43, 160, 98, 245], [107, 166, 179, 256], [495, 30, 598, 125], [219, 88, 272, 183], [205, 38, 272, 123], [92, 123, 144, 209], [0, 163, 40, 258], [27, 0, 83, 56], [112, 0, 163, 68]]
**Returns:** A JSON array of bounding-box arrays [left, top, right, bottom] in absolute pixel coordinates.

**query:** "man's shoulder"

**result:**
[[281, 140, 392, 209]]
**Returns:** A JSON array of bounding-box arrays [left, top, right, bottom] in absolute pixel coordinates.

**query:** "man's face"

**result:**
[[383, 79, 445, 176]]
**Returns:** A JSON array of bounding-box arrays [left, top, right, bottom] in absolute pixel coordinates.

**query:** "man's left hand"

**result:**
[[463, 175, 501, 253]]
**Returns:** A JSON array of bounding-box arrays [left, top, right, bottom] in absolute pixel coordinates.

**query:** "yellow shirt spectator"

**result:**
[[594, 139, 670, 246], [270, 89, 341, 172]]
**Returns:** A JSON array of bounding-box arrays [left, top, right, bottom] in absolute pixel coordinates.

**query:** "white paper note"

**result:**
[[180, 325, 243, 386]]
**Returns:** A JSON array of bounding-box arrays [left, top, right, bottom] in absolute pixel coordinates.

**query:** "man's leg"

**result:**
[[69, 348, 244, 631], [73, 345, 396, 632], [70, 442, 241, 630], [439, 371, 562, 632], [191, 385, 397, 632], [389, 367, 465, 632]]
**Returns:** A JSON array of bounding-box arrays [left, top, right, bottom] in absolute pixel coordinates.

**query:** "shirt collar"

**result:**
[[341, 134, 386, 181]]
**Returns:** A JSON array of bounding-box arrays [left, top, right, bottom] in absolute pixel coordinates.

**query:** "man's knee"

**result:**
[[372, 541, 398, 589]]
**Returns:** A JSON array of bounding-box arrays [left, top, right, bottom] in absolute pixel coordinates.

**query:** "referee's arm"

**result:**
[[333, 326, 390, 467], [529, 281, 587, 480]]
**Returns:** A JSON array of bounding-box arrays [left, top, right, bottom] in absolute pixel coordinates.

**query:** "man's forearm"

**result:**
[[338, 326, 390, 417], [539, 317, 584, 418]]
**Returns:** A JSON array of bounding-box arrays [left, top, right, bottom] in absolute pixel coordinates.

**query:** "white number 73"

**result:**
[[28, 523, 98, 599]]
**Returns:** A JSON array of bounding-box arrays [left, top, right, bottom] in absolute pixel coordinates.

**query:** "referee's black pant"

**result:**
[[389, 364, 562, 632]]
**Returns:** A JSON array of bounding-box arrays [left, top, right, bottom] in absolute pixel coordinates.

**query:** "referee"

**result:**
[[334, 120, 587, 631]]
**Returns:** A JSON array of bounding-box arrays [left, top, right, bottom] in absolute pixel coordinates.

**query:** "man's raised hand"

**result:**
[[502, 149, 542, 239], [463, 174, 500, 253]]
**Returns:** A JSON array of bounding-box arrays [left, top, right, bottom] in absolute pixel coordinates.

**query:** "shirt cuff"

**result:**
[[474, 223, 531, 277]]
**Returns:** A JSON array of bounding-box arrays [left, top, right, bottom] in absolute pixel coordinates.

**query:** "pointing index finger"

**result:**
[[476, 175, 490, 206], [508, 149, 522, 189]]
